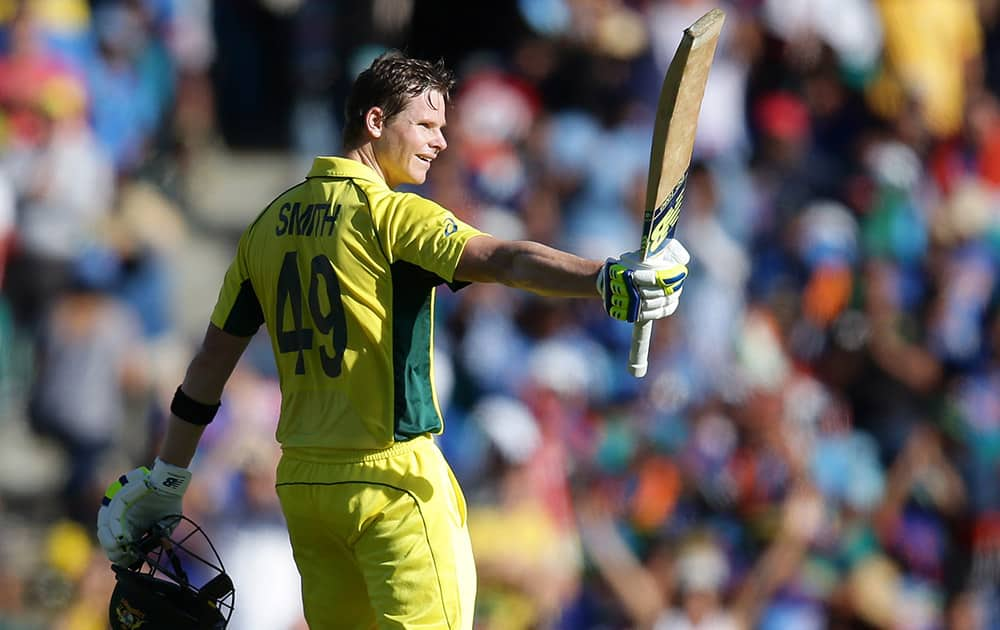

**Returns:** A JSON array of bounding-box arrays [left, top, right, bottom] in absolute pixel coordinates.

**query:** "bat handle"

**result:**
[[629, 320, 653, 378]]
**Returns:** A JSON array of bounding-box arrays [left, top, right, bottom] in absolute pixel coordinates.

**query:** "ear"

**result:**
[[364, 107, 385, 139]]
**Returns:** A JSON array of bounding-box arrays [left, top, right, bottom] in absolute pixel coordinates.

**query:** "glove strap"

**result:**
[[149, 458, 191, 497]]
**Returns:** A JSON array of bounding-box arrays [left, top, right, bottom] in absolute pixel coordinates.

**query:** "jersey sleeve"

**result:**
[[209, 228, 265, 336], [374, 192, 486, 282]]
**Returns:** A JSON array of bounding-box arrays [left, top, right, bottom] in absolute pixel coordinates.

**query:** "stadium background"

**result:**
[[1, 0, 999, 628]]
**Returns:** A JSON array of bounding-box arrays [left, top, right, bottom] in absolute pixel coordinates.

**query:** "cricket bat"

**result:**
[[629, 8, 725, 378]]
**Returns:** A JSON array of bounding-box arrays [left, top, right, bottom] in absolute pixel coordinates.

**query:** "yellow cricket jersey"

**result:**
[[210, 156, 485, 450]]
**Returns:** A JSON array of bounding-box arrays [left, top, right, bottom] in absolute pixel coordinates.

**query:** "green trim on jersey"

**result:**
[[391, 263, 443, 440], [221, 279, 265, 336]]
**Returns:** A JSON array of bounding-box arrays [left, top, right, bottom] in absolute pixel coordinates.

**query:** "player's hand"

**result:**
[[597, 239, 689, 323], [96, 458, 191, 566]]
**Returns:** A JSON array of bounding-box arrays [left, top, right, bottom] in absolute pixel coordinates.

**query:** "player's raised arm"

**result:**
[[453, 234, 603, 297], [453, 233, 689, 323]]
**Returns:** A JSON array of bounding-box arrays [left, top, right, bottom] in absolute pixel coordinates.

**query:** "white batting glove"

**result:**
[[96, 458, 191, 566], [597, 239, 690, 323]]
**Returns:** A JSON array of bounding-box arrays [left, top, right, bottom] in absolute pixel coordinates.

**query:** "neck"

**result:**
[[345, 144, 389, 187]]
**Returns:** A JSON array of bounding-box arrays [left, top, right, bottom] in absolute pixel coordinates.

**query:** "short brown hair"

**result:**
[[342, 51, 455, 150]]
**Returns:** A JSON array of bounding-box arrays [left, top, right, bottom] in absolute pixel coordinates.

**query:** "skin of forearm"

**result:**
[[487, 240, 603, 297], [157, 350, 225, 467], [158, 325, 249, 467], [158, 417, 206, 468], [577, 516, 665, 628], [732, 537, 807, 626], [869, 320, 941, 391]]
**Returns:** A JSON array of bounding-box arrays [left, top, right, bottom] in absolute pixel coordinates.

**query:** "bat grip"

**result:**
[[626, 254, 664, 378], [629, 320, 653, 378]]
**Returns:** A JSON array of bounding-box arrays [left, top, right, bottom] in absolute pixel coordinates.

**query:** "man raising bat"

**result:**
[[97, 52, 689, 630]]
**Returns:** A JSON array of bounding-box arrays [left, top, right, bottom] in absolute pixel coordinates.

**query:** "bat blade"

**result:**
[[629, 8, 724, 377]]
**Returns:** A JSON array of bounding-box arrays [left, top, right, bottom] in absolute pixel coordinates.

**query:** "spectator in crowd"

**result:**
[[27, 257, 147, 523]]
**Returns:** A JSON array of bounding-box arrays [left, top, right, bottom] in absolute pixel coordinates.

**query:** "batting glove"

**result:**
[[96, 458, 191, 566], [597, 239, 689, 323]]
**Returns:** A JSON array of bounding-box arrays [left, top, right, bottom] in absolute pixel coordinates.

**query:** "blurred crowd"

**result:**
[[1, 0, 1000, 629]]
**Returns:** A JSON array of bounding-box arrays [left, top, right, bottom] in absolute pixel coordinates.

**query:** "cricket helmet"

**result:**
[[109, 515, 235, 630]]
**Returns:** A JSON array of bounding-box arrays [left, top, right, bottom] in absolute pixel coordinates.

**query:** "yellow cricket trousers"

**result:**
[[275, 434, 476, 629]]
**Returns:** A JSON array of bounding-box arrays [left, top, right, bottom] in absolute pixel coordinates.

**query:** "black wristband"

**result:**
[[170, 387, 221, 426]]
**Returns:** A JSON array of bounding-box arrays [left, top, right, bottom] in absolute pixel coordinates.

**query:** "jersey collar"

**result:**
[[307, 156, 385, 185]]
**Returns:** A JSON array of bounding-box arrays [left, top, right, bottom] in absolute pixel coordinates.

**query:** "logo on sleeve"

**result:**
[[443, 217, 458, 237]]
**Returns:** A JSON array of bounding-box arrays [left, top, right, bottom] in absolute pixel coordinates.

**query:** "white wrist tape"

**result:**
[[149, 458, 191, 497]]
